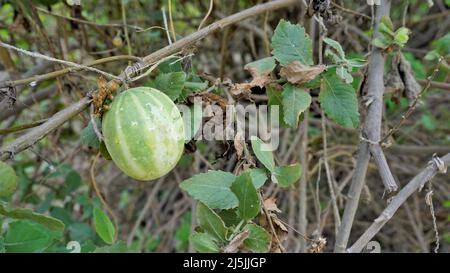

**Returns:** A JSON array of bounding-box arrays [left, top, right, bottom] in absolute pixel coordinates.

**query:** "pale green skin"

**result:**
[[102, 87, 185, 181]]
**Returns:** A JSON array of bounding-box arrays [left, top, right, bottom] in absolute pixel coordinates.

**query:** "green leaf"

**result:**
[[380, 16, 394, 32], [180, 171, 238, 209], [182, 103, 202, 143], [319, 75, 360, 128], [323, 38, 345, 59], [4, 220, 62, 253], [0, 203, 65, 232], [93, 207, 116, 245], [231, 172, 260, 221], [94, 241, 129, 253], [372, 36, 392, 49], [175, 213, 191, 251], [244, 168, 268, 189], [184, 73, 208, 92], [430, 32, 450, 56], [347, 58, 367, 68], [271, 19, 313, 66], [282, 84, 312, 128], [379, 22, 395, 37], [80, 119, 101, 149], [443, 200, 450, 208], [243, 224, 271, 253], [421, 114, 436, 131], [394, 27, 410, 47], [217, 209, 241, 228], [151, 72, 186, 101], [336, 66, 354, 84], [272, 163, 302, 188], [62, 170, 81, 196], [267, 85, 289, 128], [196, 202, 228, 242], [244, 57, 276, 77], [190, 232, 220, 253], [48, 163, 72, 178], [250, 137, 275, 172], [158, 57, 183, 73], [0, 161, 18, 198], [79, 240, 97, 253], [69, 223, 95, 242], [424, 50, 440, 61], [325, 49, 342, 64], [50, 207, 73, 226]]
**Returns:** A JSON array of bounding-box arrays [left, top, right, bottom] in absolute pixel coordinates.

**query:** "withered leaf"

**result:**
[[231, 75, 271, 96], [263, 197, 282, 213], [234, 132, 245, 160], [384, 66, 404, 95], [280, 61, 326, 84], [258, 202, 288, 253], [399, 55, 421, 105]]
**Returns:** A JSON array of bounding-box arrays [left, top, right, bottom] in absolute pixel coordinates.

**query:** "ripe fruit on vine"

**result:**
[[102, 87, 185, 181], [0, 161, 18, 198]]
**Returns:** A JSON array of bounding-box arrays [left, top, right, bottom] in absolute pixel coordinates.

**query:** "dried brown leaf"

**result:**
[[231, 75, 270, 96], [399, 55, 421, 105], [279, 61, 326, 84], [270, 213, 288, 233], [263, 197, 282, 213], [234, 132, 245, 160]]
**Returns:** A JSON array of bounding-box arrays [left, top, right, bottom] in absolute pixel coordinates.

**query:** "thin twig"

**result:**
[[0, 42, 122, 81], [425, 183, 440, 253], [168, 0, 177, 42], [90, 152, 119, 241], [0, 55, 140, 89], [0, 119, 47, 135], [161, 6, 173, 45], [198, 0, 214, 30], [0, 97, 90, 160], [121, 0, 133, 62], [331, 2, 371, 20], [417, 79, 450, 91], [136, 26, 166, 33]]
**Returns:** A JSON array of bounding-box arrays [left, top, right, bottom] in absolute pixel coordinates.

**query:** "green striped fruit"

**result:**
[[102, 87, 185, 181]]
